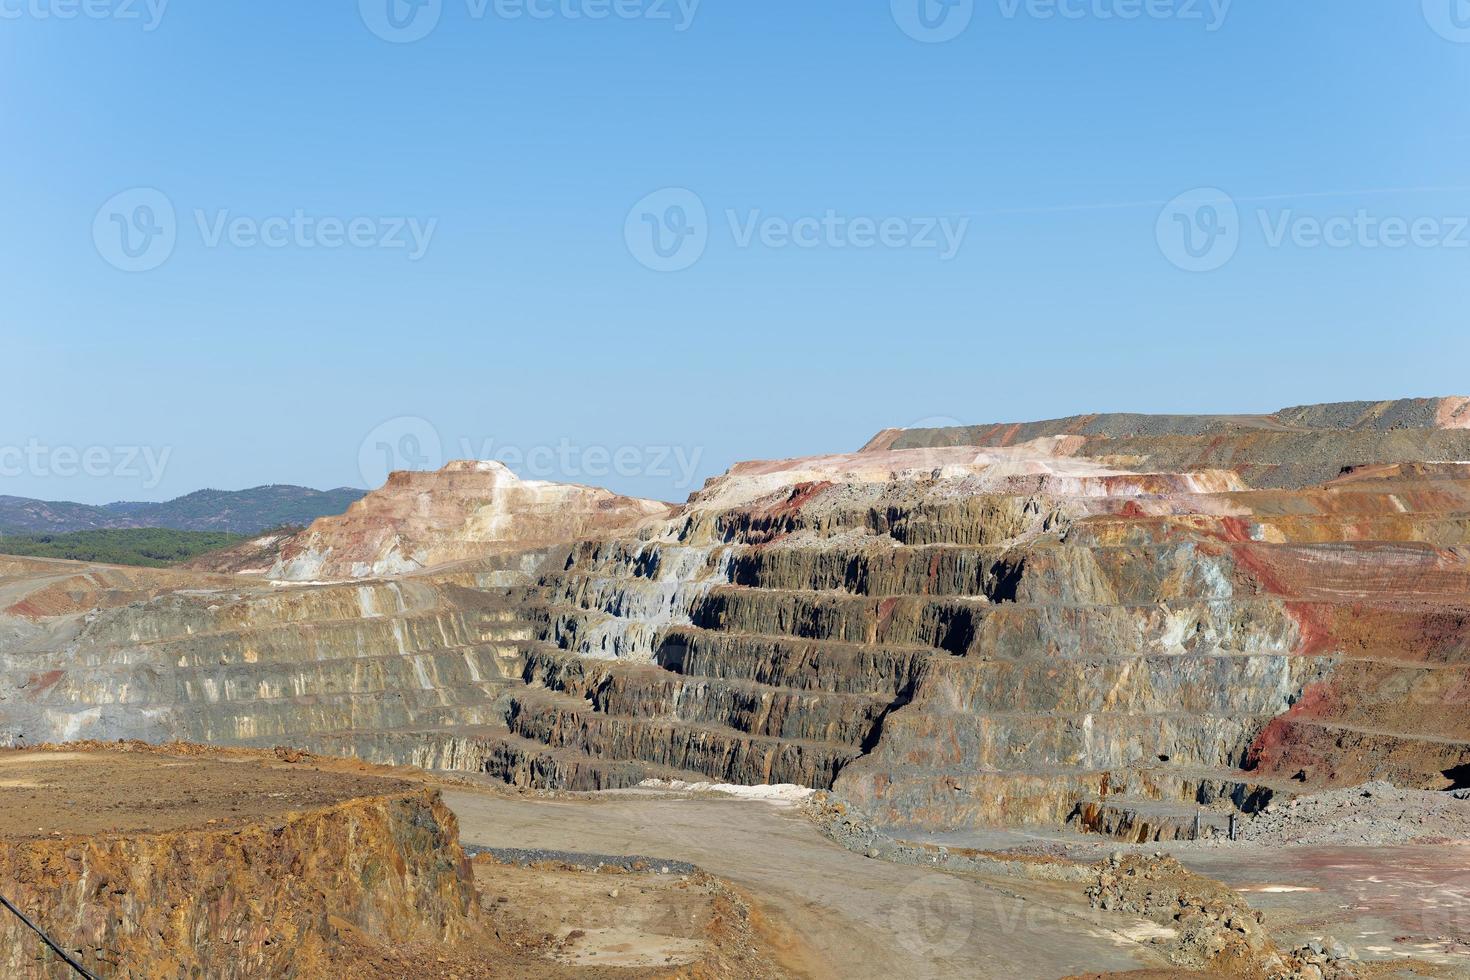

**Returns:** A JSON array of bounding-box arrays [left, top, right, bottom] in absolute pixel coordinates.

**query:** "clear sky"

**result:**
[[4, 1, 1470, 504]]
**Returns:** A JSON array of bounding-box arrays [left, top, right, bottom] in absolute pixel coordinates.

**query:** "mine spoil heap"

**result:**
[[3, 398, 1470, 837]]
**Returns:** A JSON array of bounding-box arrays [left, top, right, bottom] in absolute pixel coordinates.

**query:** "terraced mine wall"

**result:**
[[4, 400, 1470, 837]]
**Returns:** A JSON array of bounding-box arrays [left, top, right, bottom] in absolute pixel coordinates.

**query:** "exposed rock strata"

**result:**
[[3, 400, 1469, 837], [0, 750, 478, 979]]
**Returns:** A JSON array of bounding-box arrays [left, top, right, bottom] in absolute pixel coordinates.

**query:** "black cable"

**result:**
[[0, 891, 101, 979]]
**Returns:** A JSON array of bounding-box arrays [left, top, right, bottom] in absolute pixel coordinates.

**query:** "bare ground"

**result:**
[[0, 745, 413, 840], [7, 744, 1462, 978], [440, 786, 1175, 980]]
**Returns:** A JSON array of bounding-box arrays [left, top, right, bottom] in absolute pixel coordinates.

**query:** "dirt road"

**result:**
[[442, 789, 1167, 980]]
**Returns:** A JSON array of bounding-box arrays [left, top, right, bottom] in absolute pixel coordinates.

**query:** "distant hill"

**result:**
[[0, 529, 249, 568], [0, 497, 125, 534], [0, 486, 366, 535]]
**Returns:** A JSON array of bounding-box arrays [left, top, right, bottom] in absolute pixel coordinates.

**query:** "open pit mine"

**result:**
[[3, 398, 1470, 978]]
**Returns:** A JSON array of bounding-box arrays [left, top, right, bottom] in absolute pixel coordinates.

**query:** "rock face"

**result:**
[[3, 399, 1470, 837], [0, 745, 798, 979], [181, 528, 298, 575], [0, 748, 480, 979], [268, 461, 674, 581]]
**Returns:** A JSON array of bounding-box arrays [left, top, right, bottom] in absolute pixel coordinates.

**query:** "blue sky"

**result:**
[[3, 1, 1470, 504]]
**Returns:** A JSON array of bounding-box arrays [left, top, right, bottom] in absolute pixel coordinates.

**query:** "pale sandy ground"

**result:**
[[442, 788, 1173, 980]]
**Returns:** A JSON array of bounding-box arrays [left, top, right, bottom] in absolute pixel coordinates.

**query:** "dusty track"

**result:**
[[442, 788, 1169, 979]]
